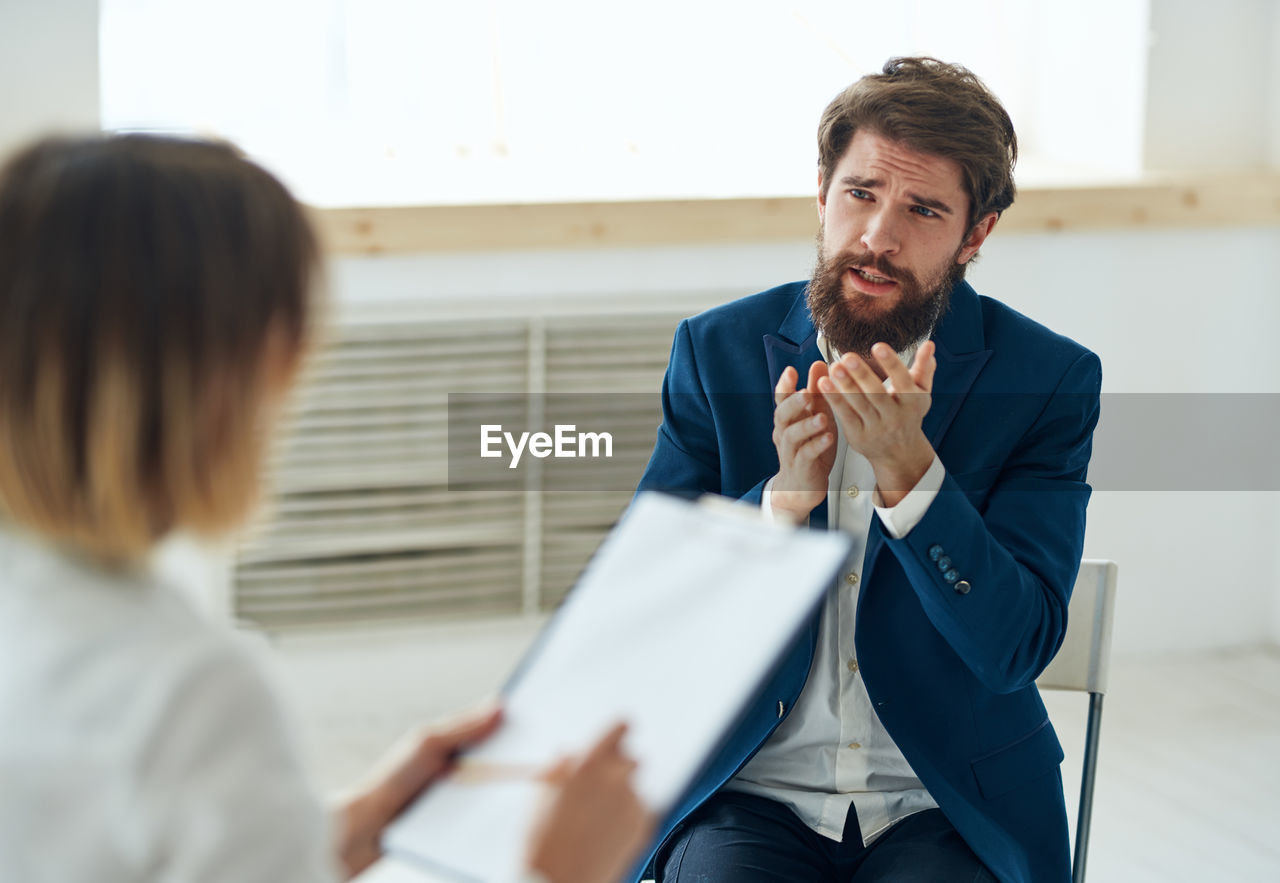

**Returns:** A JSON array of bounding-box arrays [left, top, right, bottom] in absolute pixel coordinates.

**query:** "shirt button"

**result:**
[[847, 659, 859, 673], [846, 485, 860, 498], [848, 742, 862, 750], [845, 572, 860, 586]]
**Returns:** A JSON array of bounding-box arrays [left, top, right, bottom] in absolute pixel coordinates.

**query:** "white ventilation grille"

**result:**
[[233, 297, 719, 629], [535, 316, 684, 609]]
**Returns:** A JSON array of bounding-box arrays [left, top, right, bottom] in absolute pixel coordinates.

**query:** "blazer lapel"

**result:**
[[863, 280, 992, 575], [922, 282, 993, 447], [764, 288, 823, 390], [762, 286, 829, 527]]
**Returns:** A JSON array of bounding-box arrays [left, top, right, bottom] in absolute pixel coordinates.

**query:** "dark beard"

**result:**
[[806, 240, 965, 360]]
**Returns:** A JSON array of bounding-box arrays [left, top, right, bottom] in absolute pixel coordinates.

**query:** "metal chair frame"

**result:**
[[1037, 559, 1119, 883]]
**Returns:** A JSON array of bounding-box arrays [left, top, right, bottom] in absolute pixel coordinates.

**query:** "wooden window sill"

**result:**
[[312, 173, 1280, 256]]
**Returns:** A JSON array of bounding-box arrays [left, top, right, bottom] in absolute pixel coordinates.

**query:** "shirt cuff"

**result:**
[[874, 454, 944, 539], [761, 475, 809, 526]]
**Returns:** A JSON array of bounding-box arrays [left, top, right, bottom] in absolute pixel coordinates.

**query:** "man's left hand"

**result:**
[[817, 341, 937, 508]]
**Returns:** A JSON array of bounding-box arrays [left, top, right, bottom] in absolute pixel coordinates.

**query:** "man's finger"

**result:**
[[794, 431, 833, 462], [836, 353, 889, 399], [817, 375, 867, 431], [872, 342, 916, 397], [825, 360, 880, 422], [774, 386, 813, 430], [910, 341, 938, 394], [805, 362, 834, 415], [780, 412, 828, 455], [774, 365, 798, 406]]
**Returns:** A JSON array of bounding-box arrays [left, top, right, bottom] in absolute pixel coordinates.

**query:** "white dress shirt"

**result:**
[[725, 338, 946, 845], [0, 527, 339, 883]]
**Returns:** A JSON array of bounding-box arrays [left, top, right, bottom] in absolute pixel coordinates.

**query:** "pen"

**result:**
[[450, 757, 549, 785]]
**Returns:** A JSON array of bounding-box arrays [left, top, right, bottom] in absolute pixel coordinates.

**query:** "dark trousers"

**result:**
[[656, 791, 997, 883]]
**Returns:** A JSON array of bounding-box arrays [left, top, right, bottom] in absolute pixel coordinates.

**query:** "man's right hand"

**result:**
[[770, 361, 837, 523]]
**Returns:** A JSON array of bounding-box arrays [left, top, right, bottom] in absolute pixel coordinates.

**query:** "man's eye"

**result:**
[[849, 189, 870, 200], [912, 206, 938, 217]]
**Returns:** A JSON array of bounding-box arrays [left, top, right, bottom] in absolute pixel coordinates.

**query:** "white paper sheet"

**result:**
[[379, 492, 852, 882]]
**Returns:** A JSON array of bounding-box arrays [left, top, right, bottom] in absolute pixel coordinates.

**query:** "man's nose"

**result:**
[[859, 209, 901, 256]]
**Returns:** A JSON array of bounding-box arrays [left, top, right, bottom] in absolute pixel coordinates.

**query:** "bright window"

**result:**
[[100, 0, 1149, 206]]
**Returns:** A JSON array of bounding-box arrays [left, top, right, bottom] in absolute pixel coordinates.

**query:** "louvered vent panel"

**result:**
[[536, 313, 680, 609], [235, 545, 524, 625], [234, 318, 529, 628], [232, 300, 704, 629], [271, 321, 528, 493]]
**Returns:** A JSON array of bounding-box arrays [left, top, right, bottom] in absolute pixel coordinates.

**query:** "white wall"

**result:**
[[0, 0, 99, 157], [1144, 0, 1275, 171], [1273, 2, 1280, 167], [330, 241, 816, 306], [973, 226, 1280, 654]]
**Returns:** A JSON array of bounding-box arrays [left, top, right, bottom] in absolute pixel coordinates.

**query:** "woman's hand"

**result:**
[[332, 704, 503, 878], [525, 722, 655, 883]]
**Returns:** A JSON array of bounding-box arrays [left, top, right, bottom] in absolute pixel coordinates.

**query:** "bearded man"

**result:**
[[634, 57, 1101, 883]]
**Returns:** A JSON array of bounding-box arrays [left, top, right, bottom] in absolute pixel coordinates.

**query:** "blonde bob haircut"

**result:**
[[0, 134, 320, 563]]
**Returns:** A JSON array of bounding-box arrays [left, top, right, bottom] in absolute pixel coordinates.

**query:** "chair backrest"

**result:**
[[1037, 560, 1118, 695]]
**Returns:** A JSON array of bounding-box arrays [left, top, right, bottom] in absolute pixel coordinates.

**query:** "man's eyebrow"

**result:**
[[839, 175, 956, 215], [841, 175, 881, 190], [909, 193, 955, 215]]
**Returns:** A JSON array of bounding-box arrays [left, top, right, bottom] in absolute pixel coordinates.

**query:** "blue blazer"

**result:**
[[634, 280, 1101, 883]]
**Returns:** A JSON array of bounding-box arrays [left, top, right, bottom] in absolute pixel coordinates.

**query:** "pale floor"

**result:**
[[270, 625, 1280, 883]]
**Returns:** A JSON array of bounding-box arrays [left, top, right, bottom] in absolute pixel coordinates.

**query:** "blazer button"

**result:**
[[943, 569, 959, 584], [936, 555, 953, 571], [777, 700, 786, 718], [954, 580, 972, 594], [928, 544, 944, 561]]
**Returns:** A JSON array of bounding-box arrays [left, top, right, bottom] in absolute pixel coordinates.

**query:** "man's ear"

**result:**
[[817, 170, 827, 225], [958, 212, 999, 264]]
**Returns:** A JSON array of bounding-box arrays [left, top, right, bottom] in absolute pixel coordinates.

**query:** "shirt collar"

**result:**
[[815, 332, 924, 371]]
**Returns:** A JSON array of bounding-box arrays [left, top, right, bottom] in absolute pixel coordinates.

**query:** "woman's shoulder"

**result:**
[[0, 528, 333, 882], [1, 532, 283, 761], [0, 528, 240, 692]]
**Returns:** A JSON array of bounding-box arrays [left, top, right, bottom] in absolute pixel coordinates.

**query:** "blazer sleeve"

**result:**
[[882, 349, 1103, 694], [637, 320, 773, 505]]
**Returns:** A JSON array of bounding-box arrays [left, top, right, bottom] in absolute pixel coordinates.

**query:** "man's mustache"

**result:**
[[826, 250, 918, 288]]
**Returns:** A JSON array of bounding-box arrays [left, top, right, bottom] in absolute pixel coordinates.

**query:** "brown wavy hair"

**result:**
[[0, 134, 320, 563], [818, 56, 1018, 228]]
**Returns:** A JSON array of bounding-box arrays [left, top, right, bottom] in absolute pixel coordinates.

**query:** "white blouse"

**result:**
[[0, 526, 340, 883]]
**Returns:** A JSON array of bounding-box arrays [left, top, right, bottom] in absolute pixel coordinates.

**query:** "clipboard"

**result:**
[[376, 491, 853, 882]]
